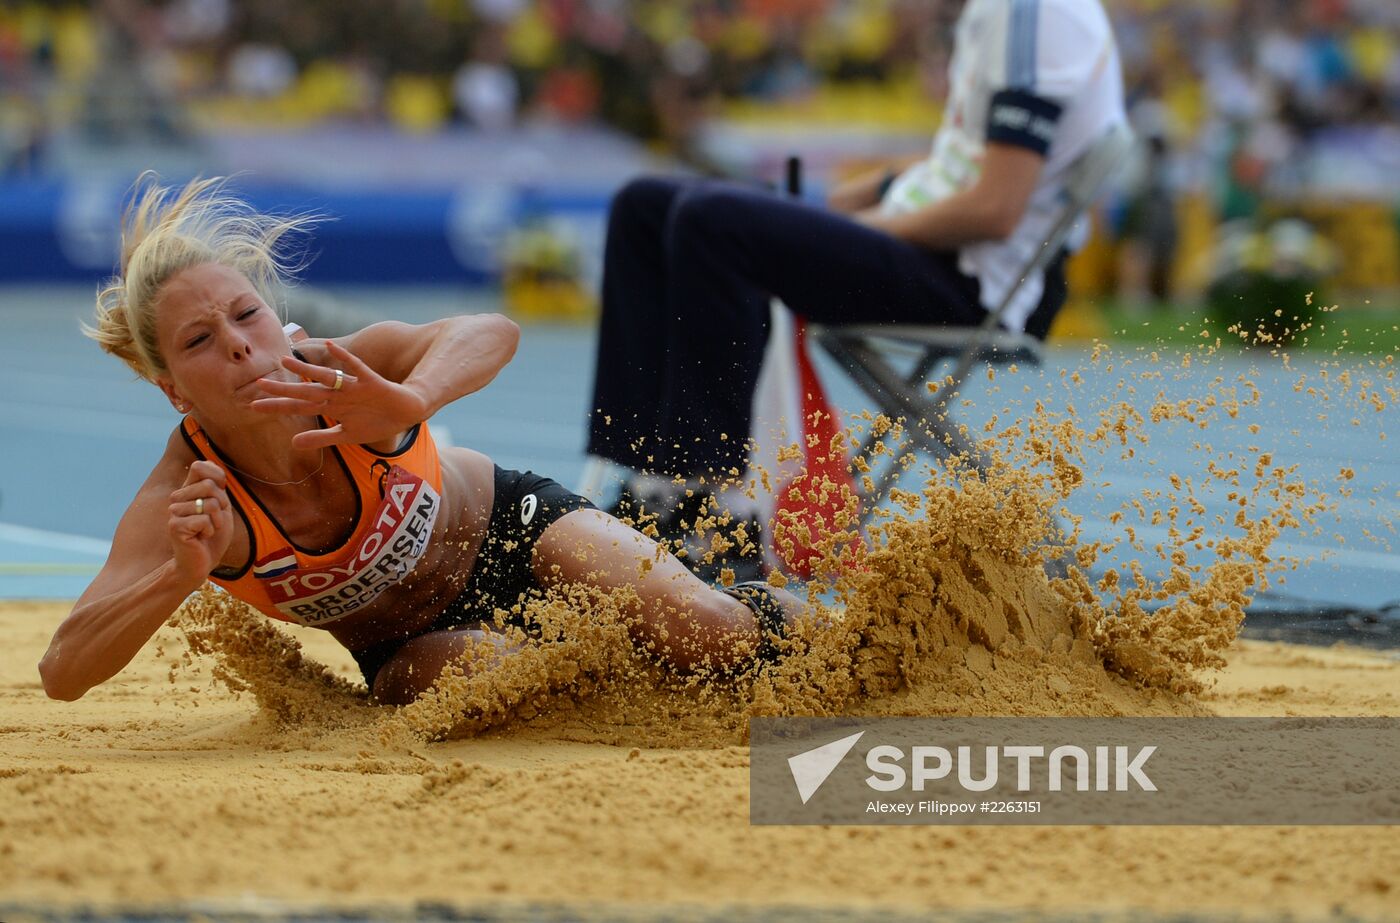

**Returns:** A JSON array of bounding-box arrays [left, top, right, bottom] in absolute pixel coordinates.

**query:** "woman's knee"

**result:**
[[669, 184, 746, 243], [370, 628, 488, 705], [371, 652, 423, 706], [610, 175, 688, 229]]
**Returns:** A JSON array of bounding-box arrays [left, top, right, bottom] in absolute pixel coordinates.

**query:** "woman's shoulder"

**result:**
[[138, 424, 201, 496], [104, 425, 202, 540]]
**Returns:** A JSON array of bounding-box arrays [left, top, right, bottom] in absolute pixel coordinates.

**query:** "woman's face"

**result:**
[[152, 262, 291, 419]]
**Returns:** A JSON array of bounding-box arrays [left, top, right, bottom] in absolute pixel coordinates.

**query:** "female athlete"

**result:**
[[39, 176, 793, 705]]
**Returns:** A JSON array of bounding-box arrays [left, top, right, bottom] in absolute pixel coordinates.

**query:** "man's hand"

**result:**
[[827, 156, 921, 214], [252, 340, 430, 450], [858, 142, 1045, 250]]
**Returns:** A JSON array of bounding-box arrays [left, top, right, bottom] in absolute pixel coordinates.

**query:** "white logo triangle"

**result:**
[[787, 731, 865, 805]]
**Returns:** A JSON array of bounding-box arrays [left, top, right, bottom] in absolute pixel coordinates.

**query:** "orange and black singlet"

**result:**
[[179, 415, 443, 628]]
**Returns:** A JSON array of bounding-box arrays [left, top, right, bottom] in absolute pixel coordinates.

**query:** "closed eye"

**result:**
[[238, 307, 258, 320], [185, 334, 207, 349]]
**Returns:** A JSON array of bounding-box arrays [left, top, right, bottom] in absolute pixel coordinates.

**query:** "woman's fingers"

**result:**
[[182, 460, 226, 489], [280, 345, 373, 388], [171, 495, 220, 517], [291, 423, 348, 450], [170, 478, 225, 503], [257, 376, 355, 399], [325, 339, 375, 377], [251, 397, 328, 416], [170, 494, 220, 539], [172, 461, 231, 539], [277, 356, 351, 390]]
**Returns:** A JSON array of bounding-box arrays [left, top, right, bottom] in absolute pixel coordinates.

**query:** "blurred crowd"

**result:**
[[1, 0, 1395, 153], [0, 0, 951, 164], [2, 0, 1398, 303]]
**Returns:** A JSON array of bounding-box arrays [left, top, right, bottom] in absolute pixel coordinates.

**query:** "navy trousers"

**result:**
[[585, 175, 1058, 478]]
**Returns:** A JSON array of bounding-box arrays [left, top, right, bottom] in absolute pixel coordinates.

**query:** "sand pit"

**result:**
[[4, 588, 1398, 920]]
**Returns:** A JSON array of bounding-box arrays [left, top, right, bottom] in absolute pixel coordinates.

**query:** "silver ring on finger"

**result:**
[[195, 497, 204, 516], [331, 368, 344, 391]]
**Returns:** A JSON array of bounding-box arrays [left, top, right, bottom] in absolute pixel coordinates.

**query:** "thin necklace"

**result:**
[[225, 449, 326, 487]]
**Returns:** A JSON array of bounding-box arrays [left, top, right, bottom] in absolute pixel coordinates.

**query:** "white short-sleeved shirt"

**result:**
[[881, 0, 1126, 333]]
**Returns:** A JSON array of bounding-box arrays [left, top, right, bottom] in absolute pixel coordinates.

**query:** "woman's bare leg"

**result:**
[[371, 626, 514, 705], [531, 508, 769, 672], [373, 508, 793, 705]]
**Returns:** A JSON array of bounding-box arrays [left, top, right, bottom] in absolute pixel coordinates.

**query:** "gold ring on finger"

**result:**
[[332, 369, 344, 391], [195, 497, 204, 516]]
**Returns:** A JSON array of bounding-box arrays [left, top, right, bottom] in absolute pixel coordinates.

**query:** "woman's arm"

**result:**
[[39, 448, 235, 700], [253, 314, 521, 451], [345, 314, 522, 416]]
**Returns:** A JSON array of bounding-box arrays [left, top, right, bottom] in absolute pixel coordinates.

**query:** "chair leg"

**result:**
[[846, 346, 952, 524], [820, 333, 998, 529], [849, 346, 947, 468], [825, 337, 984, 457]]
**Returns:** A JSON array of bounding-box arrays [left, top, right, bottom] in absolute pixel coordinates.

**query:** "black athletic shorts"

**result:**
[[350, 465, 596, 692]]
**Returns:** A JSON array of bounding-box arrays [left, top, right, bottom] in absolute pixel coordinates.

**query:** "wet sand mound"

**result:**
[[4, 599, 1398, 919]]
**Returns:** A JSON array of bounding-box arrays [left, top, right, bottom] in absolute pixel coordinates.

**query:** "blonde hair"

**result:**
[[85, 173, 321, 380]]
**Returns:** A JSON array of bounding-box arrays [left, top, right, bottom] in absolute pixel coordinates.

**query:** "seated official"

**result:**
[[585, 0, 1127, 581]]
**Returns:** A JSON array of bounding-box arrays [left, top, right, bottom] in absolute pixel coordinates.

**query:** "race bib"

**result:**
[[256, 466, 441, 626]]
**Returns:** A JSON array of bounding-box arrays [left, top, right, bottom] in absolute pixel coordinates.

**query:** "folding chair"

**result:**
[[810, 122, 1135, 526]]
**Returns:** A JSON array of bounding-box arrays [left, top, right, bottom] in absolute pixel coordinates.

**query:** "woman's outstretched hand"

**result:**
[[252, 340, 430, 450]]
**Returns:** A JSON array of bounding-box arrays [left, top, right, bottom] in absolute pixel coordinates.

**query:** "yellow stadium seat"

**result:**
[[387, 75, 449, 134]]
